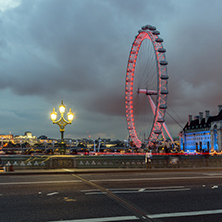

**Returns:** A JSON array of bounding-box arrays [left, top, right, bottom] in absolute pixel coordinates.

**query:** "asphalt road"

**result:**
[[1, 169, 222, 222]]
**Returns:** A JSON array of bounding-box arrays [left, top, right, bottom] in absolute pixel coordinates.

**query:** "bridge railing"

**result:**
[[0, 154, 221, 169], [0, 155, 50, 169]]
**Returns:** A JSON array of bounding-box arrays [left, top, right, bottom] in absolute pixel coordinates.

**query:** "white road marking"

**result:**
[[3, 175, 222, 186], [0, 180, 82, 185], [47, 192, 59, 196], [49, 215, 138, 222], [204, 173, 222, 176], [148, 209, 222, 218], [138, 188, 145, 192], [49, 209, 222, 221], [112, 186, 186, 190], [90, 175, 222, 182], [85, 188, 191, 195], [85, 192, 105, 195], [81, 189, 100, 192], [81, 186, 186, 193], [9, 175, 66, 178]]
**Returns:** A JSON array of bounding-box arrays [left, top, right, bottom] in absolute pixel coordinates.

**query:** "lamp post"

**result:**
[[50, 100, 74, 155]]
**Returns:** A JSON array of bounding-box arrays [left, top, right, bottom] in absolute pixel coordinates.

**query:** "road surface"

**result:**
[[1, 169, 222, 221]]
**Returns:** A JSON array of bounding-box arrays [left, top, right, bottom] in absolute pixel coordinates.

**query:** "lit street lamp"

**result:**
[[50, 100, 74, 154]]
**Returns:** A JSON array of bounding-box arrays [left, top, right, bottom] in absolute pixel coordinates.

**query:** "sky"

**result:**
[[0, 0, 222, 141]]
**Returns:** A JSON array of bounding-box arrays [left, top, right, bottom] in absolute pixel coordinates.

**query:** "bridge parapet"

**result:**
[[0, 154, 222, 169]]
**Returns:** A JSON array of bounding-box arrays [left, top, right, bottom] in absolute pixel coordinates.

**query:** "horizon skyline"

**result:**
[[1, 0, 222, 141]]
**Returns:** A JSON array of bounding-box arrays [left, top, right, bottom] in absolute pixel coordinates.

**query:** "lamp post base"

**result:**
[[59, 142, 66, 155]]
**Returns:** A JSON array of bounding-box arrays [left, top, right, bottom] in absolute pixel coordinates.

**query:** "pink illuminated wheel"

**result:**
[[125, 25, 168, 148]]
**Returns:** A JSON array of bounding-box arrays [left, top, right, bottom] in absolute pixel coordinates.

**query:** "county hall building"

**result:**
[[179, 105, 222, 153]]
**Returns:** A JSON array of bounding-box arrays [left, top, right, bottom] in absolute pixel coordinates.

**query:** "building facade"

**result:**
[[14, 131, 38, 146], [180, 105, 222, 153], [0, 134, 14, 145]]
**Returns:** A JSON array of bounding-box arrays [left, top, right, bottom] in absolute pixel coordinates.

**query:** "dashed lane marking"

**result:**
[[138, 188, 145, 192], [47, 192, 59, 196]]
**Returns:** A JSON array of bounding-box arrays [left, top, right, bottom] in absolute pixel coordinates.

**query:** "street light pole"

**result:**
[[50, 100, 74, 155]]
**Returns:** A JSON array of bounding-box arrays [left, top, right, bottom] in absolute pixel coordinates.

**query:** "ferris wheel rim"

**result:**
[[125, 25, 168, 148]]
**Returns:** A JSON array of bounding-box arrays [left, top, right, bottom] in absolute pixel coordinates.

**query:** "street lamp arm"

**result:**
[[52, 116, 72, 131], [52, 116, 72, 125]]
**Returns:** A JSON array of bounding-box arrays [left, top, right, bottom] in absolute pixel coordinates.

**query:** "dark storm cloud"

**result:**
[[1, 0, 222, 139], [1, 0, 174, 99], [165, 0, 222, 129]]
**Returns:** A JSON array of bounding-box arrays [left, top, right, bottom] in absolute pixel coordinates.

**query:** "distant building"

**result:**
[[0, 134, 14, 144], [38, 135, 55, 144], [179, 105, 222, 153], [14, 131, 38, 146]]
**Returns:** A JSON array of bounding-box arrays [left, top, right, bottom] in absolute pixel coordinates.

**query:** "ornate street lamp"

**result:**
[[50, 100, 74, 154]]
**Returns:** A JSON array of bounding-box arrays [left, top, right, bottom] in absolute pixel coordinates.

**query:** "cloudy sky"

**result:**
[[0, 0, 222, 140]]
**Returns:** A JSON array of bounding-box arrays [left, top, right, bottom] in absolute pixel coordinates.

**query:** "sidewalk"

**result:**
[[1, 167, 222, 176]]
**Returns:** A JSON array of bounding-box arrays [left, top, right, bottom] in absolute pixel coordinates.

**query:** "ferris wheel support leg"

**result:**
[[147, 95, 174, 145], [162, 130, 166, 142], [162, 122, 175, 145]]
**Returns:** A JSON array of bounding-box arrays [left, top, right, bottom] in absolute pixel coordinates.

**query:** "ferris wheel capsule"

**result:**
[[152, 30, 160, 35], [155, 38, 163, 42], [158, 48, 166, 53], [160, 60, 168, 65]]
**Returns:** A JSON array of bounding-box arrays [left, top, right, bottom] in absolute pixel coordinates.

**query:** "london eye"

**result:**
[[125, 25, 169, 148]]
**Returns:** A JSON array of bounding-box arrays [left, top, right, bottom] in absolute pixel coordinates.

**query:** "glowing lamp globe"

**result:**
[[50, 108, 57, 121], [59, 101, 66, 114], [67, 109, 74, 122]]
